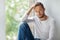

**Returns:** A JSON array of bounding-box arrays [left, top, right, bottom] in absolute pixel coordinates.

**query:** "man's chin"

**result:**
[[39, 16, 42, 18], [38, 16, 44, 18]]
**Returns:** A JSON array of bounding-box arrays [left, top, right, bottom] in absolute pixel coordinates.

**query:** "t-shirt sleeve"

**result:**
[[21, 14, 34, 22], [14, 14, 34, 22]]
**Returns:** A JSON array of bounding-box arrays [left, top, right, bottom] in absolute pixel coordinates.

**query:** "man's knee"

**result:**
[[19, 22, 29, 30], [20, 22, 28, 26]]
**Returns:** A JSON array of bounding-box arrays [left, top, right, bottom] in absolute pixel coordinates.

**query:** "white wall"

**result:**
[[35, 0, 60, 40], [0, 0, 5, 40]]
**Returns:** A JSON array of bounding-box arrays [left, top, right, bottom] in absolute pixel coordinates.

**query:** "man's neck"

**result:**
[[39, 15, 48, 21]]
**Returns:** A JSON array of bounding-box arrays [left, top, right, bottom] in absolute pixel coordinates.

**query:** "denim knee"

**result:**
[[19, 21, 29, 30]]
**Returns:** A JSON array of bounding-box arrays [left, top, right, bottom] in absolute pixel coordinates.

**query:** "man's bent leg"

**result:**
[[18, 22, 34, 40]]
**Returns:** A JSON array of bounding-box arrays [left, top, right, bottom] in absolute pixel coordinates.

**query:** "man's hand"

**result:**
[[31, 4, 36, 9], [26, 4, 36, 15]]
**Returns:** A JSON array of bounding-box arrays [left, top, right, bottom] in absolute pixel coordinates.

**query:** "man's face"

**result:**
[[34, 5, 45, 18]]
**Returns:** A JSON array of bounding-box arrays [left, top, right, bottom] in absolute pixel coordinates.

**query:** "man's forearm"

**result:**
[[21, 4, 35, 22], [26, 7, 33, 15], [21, 7, 33, 22]]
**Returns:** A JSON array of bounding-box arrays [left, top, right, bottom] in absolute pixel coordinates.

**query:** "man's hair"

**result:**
[[35, 2, 44, 9]]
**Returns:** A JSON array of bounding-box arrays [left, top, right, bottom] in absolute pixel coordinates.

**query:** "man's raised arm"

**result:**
[[21, 4, 35, 22]]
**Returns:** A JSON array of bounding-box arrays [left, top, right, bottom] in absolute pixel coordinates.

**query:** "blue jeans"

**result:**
[[18, 22, 40, 40]]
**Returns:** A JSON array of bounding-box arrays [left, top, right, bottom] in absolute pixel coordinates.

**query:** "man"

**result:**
[[18, 2, 55, 40]]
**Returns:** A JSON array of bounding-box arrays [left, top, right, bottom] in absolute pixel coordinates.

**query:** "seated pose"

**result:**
[[18, 2, 55, 40]]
